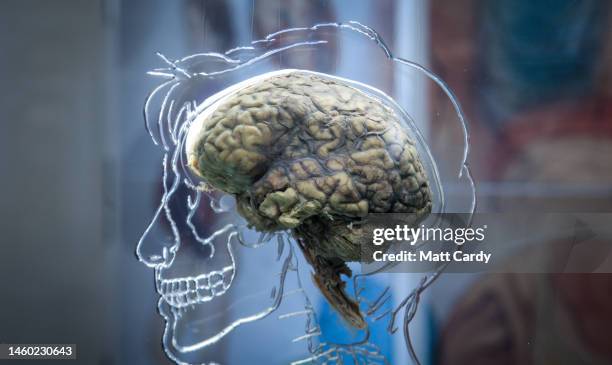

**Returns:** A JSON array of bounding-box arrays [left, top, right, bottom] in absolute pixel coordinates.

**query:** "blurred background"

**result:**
[[0, 0, 611, 364]]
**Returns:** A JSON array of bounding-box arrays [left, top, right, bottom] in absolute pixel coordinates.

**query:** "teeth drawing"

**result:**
[[158, 266, 234, 308]]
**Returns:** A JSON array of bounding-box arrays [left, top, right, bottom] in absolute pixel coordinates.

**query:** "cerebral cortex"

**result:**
[[186, 70, 432, 328]]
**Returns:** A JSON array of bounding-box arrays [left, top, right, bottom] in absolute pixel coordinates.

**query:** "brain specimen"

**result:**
[[186, 70, 432, 328]]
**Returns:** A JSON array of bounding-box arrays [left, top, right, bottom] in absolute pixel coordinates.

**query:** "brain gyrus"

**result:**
[[186, 70, 432, 328]]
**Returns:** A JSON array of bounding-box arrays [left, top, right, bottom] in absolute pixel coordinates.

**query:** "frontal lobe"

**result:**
[[187, 70, 432, 247]]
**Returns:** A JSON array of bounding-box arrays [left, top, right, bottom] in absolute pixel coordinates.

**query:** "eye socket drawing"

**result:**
[[137, 21, 474, 365]]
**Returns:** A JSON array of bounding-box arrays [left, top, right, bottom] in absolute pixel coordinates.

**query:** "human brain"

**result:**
[[186, 70, 432, 327]]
